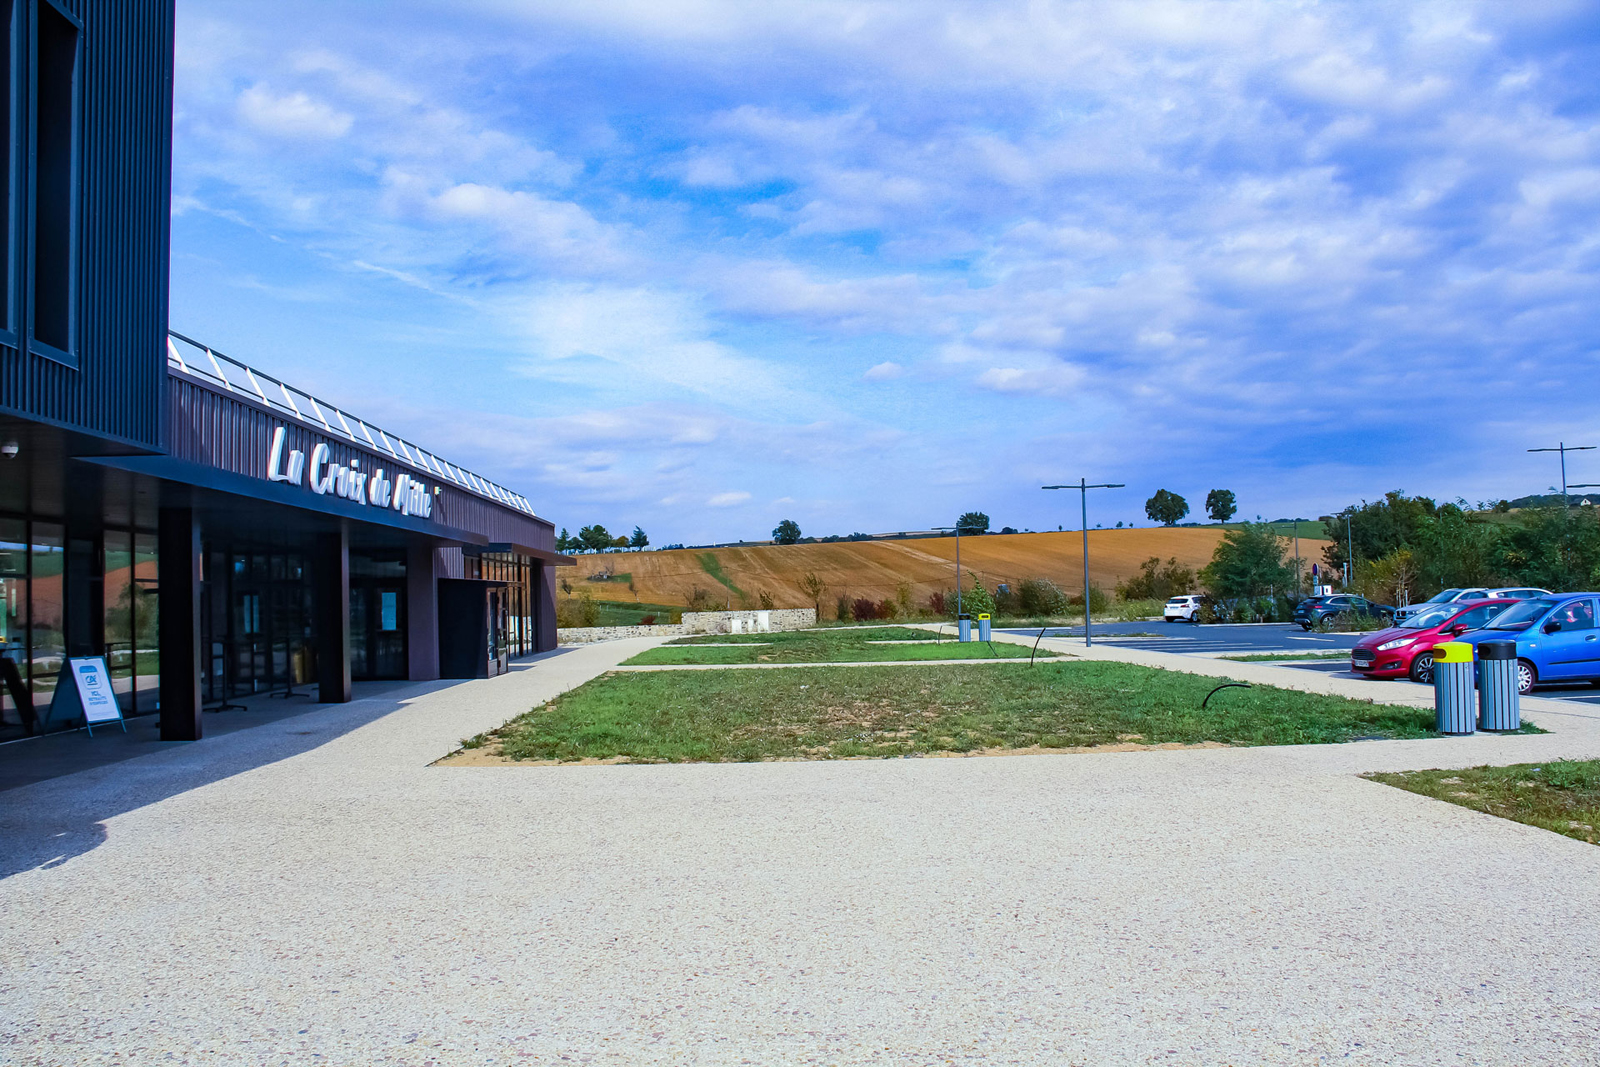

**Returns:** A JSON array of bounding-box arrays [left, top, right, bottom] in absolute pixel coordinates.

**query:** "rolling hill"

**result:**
[[566, 527, 1330, 611]]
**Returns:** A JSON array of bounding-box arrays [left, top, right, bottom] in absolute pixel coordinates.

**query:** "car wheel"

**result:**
[[1408, 653, 1434, 685], [1299, 622, 1312, 631], [1516, 660, 1536, 695]]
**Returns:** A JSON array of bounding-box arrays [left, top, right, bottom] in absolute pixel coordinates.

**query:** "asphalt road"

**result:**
[[999, 619, 1364, 653], [1000, 620, 1600, 706]]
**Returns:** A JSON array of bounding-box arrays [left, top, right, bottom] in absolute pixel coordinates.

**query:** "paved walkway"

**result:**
[[3, 635, 1600, 1065]]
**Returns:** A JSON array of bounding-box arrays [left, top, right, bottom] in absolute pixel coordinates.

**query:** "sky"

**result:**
[[169, 0, 1600, 544]]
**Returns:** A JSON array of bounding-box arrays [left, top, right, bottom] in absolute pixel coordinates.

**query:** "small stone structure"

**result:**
[[557, 608, 817, 645]]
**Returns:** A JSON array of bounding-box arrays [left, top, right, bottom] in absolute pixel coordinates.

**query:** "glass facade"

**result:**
[[465, 551, 540, 658]]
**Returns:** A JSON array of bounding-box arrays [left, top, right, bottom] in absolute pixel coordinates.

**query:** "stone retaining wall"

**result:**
[[557, 608, 818, 645]]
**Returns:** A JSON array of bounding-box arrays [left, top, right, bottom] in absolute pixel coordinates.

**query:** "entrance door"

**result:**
[[350, 581, 407, 680], [486, 587, 508, 677]]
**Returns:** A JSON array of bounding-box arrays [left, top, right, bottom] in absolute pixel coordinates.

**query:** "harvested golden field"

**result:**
[[568, 528, 1329, 610]]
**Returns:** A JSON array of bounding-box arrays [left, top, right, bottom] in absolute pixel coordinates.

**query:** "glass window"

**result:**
[[133, 531, 158, 714], [32, 0, 79, 357], [29, 521, 64, 717], [103, 528, 134, 711], [1452, 604, 1503, 631], [379, 590, 398, 632], [1425, 589, 1464, 604], [0, 517, 26, 731], [1550, 599, 1595, 631], [1488, 598, 1557, 630]]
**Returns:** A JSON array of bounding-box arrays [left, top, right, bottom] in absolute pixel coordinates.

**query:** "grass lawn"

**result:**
[[1366, 761, 1600, 846], [626, 626, 1050, 665], [1220, 651, 1352, 662], [462, 659, 1442, 763]]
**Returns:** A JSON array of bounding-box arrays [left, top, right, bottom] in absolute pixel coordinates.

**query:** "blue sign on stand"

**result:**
[[44, 657, 125, 736]]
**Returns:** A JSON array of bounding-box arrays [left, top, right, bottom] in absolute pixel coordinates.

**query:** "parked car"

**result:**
[[1292, 594, 1395, 630], [1350, 599, 1518, 684], [1486, 586, 1552, 601], [1453, 593, 1600, 694], [1392, 586, 1551, 622], [1164, 595, 1205, 622]]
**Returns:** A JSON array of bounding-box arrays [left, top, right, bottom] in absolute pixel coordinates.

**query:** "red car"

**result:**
[[1350, 598, 1519, 683]]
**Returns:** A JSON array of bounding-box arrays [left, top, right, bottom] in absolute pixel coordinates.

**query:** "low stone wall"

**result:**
[[682, 608, 817, 634], [557, 608, 818, 645], [557, 623, 688, 645]]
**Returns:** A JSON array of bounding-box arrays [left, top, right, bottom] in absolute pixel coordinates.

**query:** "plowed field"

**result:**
[[569, 528, 1328, 610]]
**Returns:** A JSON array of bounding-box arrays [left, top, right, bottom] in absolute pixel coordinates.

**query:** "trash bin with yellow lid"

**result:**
[[977, 613, 991, 642], [1433, 641, 1476, 735]]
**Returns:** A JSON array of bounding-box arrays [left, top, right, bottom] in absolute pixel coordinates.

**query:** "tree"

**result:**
[[1116, 557, 1196, 601], [1199, 523, 1297, 599], [1205, 489, 1237, 523], [556, 528, 573, 553], [629, 526, 649, 551], [1145, 490, 1189, 527], [1322, 491, 1437, 573], [773, 519, 802, 545], [797, 571, 826, 617], [577, 525, 612, 553], [956, 511, 990, 534], [612, 534, 630, 550]]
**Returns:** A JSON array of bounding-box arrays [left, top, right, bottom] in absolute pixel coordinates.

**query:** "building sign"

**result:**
[[266, 426, 434, 519]]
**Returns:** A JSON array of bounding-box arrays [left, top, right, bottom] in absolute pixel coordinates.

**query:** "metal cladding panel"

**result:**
[[165, 373, 556, 548], [0, 0, 175, 449]]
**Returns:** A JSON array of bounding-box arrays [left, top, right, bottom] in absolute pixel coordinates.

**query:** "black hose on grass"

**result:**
[[1202, 682, 1252, 709], [1030, 625, 1049, 666]]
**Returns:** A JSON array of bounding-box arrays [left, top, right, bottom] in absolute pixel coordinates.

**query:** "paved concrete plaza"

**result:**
[[4, 635, 1600, 1065]]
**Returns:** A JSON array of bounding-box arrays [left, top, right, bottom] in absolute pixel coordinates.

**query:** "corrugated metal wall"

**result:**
[[0, 0, 174, 449], [167, 372, 557, 549]]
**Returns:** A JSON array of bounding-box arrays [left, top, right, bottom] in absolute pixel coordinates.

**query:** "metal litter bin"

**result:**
[[1477, 639, 1521, 732], [977, 613, 991, 641], [1433, 641, 1475, 735], [958, 613, 972, 642]]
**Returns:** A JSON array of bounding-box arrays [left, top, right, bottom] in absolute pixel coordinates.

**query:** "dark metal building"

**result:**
[[0, 1, 567, 745]]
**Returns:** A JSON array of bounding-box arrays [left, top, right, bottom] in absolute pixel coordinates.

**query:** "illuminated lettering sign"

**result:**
[[266, 425, 434, 520]]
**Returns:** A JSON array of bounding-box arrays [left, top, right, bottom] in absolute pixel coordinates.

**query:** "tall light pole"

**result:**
[[1529, 442, 1595, 509], [1042, 479, 1124, 647], [933, 526, 963, 617]]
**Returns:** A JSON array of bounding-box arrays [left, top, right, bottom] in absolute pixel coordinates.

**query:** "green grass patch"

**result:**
[[1366, 760, 1600, 846], [629, 626, 1046, 664], [475, 659, 1441, 763], [1219, 651, 1352, 662], [589, 599, 683, 626], [697, 553, 746, 600]]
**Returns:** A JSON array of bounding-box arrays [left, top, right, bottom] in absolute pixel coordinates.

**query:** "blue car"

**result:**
[[1454, 593, 1600, 694]]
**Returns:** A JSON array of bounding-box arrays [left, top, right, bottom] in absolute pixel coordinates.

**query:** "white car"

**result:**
[[1393, 586, 1551, 621], [1164, 595, 1204, 622]]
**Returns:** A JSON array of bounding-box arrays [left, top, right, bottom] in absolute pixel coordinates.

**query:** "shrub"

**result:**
[[556, 591, 599, 628], [1116, 557, 1195, 602], [836, 594, 853, 622], [853, 597, 881, 620], [687, 586, 717, 612], [959, 572, 995, 617], [927, 590, 947, 616], [758, 590, 775, 610], [895, 582, 914, 617], [1068, 584, 1111, 615], [640, 614, 656, 625], [1018, 577, 1068, 616]]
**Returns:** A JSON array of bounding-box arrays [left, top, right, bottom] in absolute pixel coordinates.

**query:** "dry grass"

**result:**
[[565, 528, 1331, 611]]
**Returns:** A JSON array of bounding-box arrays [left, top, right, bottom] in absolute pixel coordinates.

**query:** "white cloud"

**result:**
[[863, 361, 903, 381], [237, 83, 352, 139], [708, 491, 752, 507]]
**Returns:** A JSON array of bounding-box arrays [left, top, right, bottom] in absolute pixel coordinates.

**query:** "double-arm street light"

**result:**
[[1529, 442, 1595, 508], [1042, 478, 1124, 647]]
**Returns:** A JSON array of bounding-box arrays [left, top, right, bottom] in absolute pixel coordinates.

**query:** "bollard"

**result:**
[[958, 613, 972, 642], [977, 613, 991, 641], [1477, 639, 1521, 731], [1432, 642, 1476, 735]]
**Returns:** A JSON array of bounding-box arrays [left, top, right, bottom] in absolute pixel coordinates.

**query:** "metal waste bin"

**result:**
[[1433, 641, 1476, 735], [958, 613, 972, 642], [977, 613, 991, 641], [1477, 639, 1521, 731]]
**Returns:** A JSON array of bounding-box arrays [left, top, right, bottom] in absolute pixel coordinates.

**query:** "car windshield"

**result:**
[[1486, 598, 1557, 630], [1398, 606, 1456, 629], [1424, 588, 1465, 604]]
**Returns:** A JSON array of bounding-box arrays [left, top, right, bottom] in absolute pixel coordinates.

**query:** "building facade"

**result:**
[[0, 1, 566, 744]]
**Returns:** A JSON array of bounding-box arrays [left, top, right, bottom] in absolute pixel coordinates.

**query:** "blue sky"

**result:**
[[170, 1, 1600, 544]]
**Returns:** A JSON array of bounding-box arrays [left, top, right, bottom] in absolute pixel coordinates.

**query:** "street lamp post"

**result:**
[[933, 525, 963, 618], [1042, 479, 1124, 647]]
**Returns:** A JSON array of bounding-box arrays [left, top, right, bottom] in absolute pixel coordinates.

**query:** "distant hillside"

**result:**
[[567, 527, 1331, 610]]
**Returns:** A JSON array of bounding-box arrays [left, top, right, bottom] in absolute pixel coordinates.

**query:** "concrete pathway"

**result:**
[[3, 634, 1600, 1065]]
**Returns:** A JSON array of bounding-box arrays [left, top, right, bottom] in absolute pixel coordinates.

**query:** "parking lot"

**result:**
[[1002, 620, 1600, 707]]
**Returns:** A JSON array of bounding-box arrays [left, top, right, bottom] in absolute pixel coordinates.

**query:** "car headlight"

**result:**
[[1375, 638, 1413, 651]]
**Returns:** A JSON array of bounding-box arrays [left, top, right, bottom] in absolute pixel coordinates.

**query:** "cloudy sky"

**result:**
[[170, 1, 1600, 543]]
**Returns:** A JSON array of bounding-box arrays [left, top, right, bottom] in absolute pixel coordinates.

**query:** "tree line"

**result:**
[[557, 525, 649, 553]]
